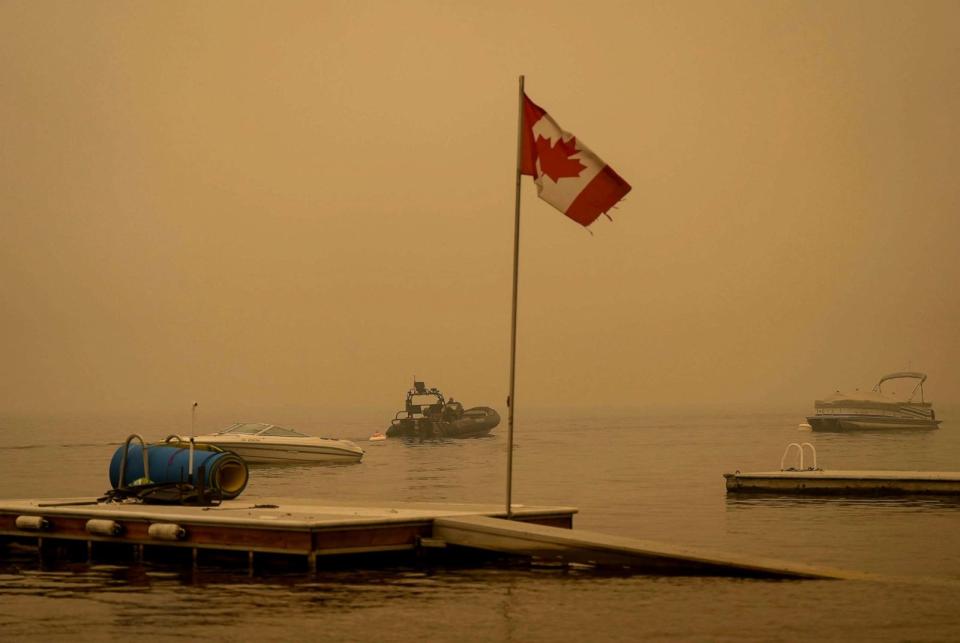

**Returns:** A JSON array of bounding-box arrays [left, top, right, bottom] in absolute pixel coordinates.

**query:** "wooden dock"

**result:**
[[725, 470, 960, 495], [0, 497, 573, 568], [1, 496, 847, 579]]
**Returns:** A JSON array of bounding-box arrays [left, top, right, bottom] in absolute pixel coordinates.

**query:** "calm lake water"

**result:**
[[1, 407, 958, 641]]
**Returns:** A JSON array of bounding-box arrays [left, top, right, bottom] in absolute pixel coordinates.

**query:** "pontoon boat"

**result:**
[[807, 372, 941, 431]]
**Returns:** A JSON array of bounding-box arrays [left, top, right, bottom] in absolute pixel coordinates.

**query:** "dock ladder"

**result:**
[[780, 442, 820, 471]]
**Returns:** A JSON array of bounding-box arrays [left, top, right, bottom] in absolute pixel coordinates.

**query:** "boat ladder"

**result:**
[[780, 442, 820, 472]]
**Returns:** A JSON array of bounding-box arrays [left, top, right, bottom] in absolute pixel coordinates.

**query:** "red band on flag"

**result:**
[[565, 165, 632, 226], [520, 95, 546, 176]]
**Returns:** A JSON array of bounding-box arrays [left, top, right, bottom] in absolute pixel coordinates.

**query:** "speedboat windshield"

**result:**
[[260, 425, 309, 438], [216, 423, 311, 438], [220, 423, 271, 435]]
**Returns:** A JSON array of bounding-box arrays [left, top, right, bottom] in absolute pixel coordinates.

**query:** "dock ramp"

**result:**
[[433, 515, 847, 579]]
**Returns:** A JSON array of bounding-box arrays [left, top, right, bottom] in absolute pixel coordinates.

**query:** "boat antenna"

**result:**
[[191, 401, 199, 436]]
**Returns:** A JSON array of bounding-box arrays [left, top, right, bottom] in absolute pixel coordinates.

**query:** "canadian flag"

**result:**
[[520, 93, 631, 227]]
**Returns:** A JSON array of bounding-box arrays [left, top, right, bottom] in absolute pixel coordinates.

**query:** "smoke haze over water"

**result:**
[[2, 1, 958, 417]]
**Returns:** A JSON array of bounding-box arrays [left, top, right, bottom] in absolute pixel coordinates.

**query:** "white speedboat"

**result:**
[[807, 372, 941, 431], [189, 423, 365, 464]]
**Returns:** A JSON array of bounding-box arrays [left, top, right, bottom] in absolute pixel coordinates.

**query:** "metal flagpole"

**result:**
[[506, 74, 525, 519]]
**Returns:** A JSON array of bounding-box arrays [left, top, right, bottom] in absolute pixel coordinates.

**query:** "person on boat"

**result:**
[[441, 399, 455, 422], [442, 398, 464, 422], [424, 402, 442, 419]]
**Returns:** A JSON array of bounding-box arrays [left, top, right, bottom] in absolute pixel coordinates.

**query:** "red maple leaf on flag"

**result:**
[[534, 135, 586, 182]]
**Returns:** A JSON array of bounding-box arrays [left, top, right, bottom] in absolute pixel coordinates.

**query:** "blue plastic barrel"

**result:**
[[109, 444, 248, 499]]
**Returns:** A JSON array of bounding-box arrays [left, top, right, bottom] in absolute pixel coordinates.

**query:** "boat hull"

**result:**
[[192, 440, 364, 464], [386, 407, 500, 439], [806, 415, 941, 431]]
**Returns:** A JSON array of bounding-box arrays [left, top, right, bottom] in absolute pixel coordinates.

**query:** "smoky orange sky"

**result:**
[[2, 1, 958, 420]]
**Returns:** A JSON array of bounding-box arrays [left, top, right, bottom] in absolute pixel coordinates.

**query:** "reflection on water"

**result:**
[[3, 555, 959, 642], [1, 408, 959, 640], [725, 495, 960, 510]]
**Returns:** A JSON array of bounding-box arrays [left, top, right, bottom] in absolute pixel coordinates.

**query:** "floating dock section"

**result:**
[[0, 496, 845, 579], [727, 442, 960, 496], [725, 470, 960, 495]]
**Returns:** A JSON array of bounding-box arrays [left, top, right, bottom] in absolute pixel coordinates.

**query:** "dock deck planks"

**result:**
[[0, 497, 575, 558]]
